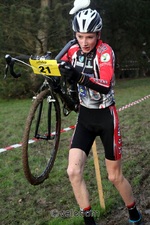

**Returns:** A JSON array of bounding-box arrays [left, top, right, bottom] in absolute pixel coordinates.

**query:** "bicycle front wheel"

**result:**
[[22, 89, 61, 185]]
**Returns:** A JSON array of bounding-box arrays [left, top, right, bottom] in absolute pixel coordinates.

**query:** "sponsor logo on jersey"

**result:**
[[79, 56, 84, 63], [101, 53, 111, 62]]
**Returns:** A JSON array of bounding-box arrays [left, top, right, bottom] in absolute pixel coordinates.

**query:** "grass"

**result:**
[[0, 77, 150, 225]]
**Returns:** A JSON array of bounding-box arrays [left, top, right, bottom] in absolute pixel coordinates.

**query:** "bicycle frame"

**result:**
[[4, 39, 78, 185]]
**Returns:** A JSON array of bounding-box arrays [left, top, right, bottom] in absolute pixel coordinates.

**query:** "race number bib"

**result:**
[[29, 59, 61, 76]]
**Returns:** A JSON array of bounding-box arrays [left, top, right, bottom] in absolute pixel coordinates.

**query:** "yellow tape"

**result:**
[[29, 59, 61, 76]]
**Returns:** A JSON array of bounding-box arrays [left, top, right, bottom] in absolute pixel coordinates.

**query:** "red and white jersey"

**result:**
[[61, 40, 115, 109]]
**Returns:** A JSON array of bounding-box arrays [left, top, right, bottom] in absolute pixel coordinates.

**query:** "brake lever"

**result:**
[[5, 54, 12, 65], [4, 64, 9, 79], [5, 54, 21, 78]]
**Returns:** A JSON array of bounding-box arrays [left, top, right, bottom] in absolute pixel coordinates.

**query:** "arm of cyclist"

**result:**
[[59, 49, 114, 94], [60, 62, 114, 94]]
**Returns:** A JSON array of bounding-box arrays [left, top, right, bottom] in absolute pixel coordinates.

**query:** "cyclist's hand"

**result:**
[[51, 77, 61, 93], [59, 62, 83, 84]]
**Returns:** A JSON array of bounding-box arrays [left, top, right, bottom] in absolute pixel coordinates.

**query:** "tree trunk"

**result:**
[[36, 0, 51, 55]]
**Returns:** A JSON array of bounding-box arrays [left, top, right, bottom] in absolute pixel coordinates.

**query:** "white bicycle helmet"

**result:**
[[72, 8, 102, 33]]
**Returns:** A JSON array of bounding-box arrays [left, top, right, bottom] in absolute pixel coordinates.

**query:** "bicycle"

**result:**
[[4, 39, 79, 185]]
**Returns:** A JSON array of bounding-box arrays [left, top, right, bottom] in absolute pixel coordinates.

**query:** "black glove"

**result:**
[[51, 76, 61, 93], [59, 62, 111, 94], [59, 62, 84, 84]]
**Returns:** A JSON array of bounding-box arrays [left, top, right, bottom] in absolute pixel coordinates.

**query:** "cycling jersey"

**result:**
[[62, 39, 115, 109], [61, 39, 122, 160]]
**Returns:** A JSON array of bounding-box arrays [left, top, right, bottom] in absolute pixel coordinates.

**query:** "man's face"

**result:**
[[76, 32, 100, 53]]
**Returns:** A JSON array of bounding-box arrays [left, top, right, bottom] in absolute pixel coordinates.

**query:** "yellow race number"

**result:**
[[29, 59, 61, 76]]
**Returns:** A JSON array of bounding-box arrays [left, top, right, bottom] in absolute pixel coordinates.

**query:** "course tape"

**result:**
[[0, 94, 150, 154]]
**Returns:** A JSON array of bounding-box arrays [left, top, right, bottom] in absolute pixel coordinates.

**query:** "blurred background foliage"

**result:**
[[0, 0, 150, 98]]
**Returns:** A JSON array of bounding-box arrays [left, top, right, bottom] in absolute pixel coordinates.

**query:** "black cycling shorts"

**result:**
[[70, 105, 122, 160]]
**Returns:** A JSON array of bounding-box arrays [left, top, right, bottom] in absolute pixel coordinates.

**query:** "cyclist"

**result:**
[[59, 8, 144, 225]]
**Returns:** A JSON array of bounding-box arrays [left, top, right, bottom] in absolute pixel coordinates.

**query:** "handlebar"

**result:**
[[4, 39, 77, 79], [5, 54, 21, 78]]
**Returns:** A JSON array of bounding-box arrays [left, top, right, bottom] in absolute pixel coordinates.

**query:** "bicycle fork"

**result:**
[[34, 95, 56, 140]]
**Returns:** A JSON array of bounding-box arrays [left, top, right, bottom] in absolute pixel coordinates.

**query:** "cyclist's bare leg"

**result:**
[[105, 158, 135, 205], [67, 148, 90, 208]]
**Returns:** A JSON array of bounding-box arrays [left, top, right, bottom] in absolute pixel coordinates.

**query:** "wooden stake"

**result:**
[[92, 140, 105, 209]]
